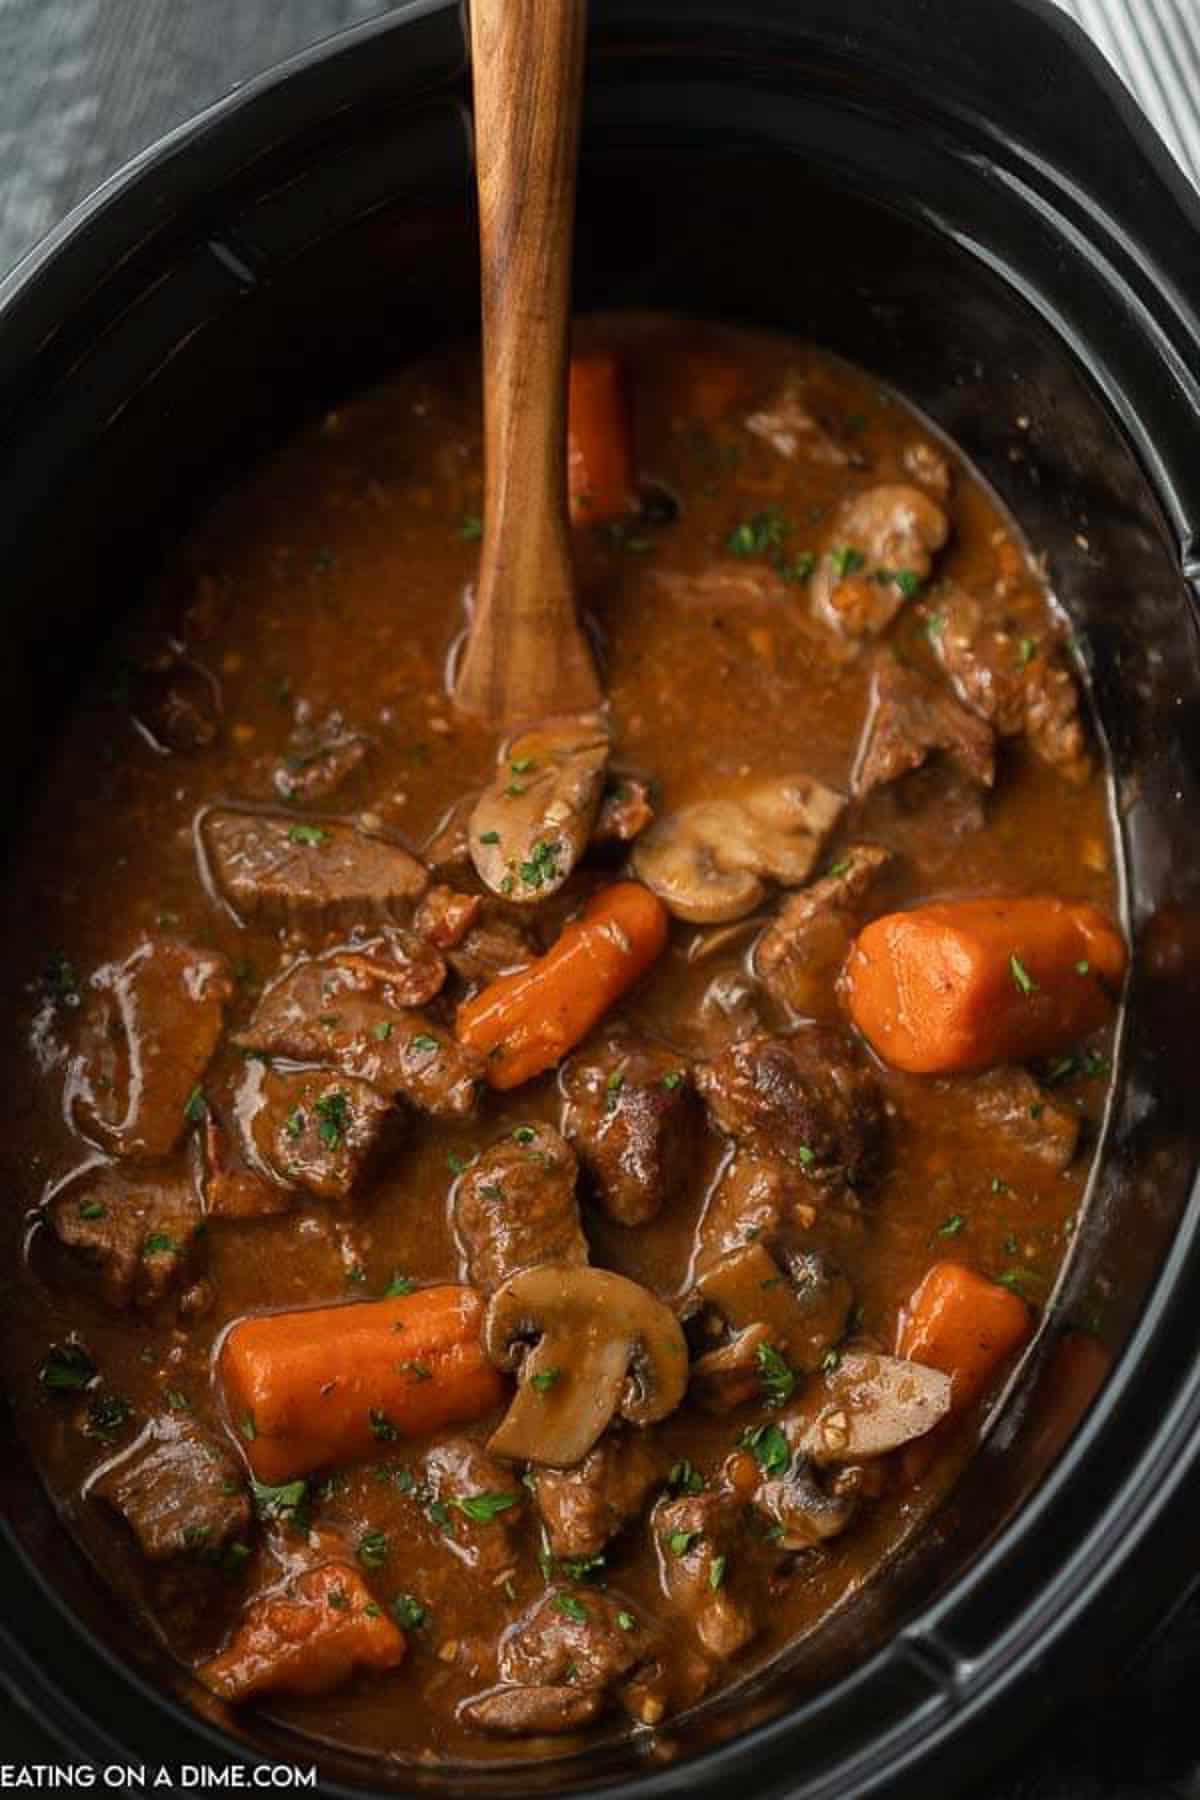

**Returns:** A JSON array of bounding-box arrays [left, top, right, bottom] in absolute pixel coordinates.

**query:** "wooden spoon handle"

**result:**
[[454, 0, 602, 724]]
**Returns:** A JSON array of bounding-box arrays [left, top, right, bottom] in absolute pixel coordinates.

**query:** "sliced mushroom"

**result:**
[[811, 484, 949, 641], [783, 1350, 951, 1464], [484, 1264, 689, 1467], [754, 1457, 860, 1550], [689, 1242, 854, 1377], [470, 719, 609, 902], [631, 775, 845, 923]]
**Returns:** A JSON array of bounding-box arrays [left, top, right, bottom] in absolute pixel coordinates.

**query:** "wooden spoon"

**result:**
[[453, 0, 602, 725]]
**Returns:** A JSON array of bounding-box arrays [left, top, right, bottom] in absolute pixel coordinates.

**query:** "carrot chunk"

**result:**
[[457, 881, 670, 1090], [844, 894, 1125, 1073], [220, 1285, 505, 1483], [897, 1261, 1034, 1417], [567, 352, 638, 525], [199, 1562, 404, 1703]]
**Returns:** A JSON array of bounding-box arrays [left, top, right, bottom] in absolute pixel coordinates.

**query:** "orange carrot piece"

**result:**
[[567, 352, 638, 526], [221, 1285, 506, 1483], [844, 894, 1125, 1073], [897, 1261, 1034, 1418], [457, 881, 669, 1090], [199, 1562, 405, 1703]]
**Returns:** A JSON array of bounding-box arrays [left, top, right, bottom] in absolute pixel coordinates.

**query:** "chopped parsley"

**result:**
[[251, 1477, 309, 1527], [668, 1459, 705, 1495], [314, 1089, 350, 1150], [554, 1591, 588, 1623], [662, 1070, 686, 1091], [513, 1125, 536, 1145], [284, 1107, 305, 1139], [77, 1199, 106, 1221], [997, 1267, 1042, 1299], [392, 1592, 428, 1630], [450, 1490, 520, 1524], [709, 1554, 728, 1590], [756, 1341, 797, 1408], [617, 1610, 637, 1632], [239, 1410, 257, 1441], [518, 839, 562, 891], [529, 1367, 561, 1393], [1076, 960, 1090, 976], [409, 1033, 438, 1055], [165, 1388, 191, 1412], [183, 1086, 207, 1125], [1010, 953, 1038, 996], [372, 1020, 393, 1042], [458, 514, 484, 542], [795, 1144, 816, 1168], [384, 1271, 416, 1297], [727, 509, 786, 557], [143, 1232, 180, 1258], [286, 824, 327, 848], [937, 1214, 966, 1238], [479, 830, 501, 846], [893, 568, 923, 598], [85, 1393, 131, 1442], [447, 1151, 470, 1175], [667, 1529, 700, 1558], [40, 1340, 97, 1393], [829, 544, 867, 579], [357, 1530, 389, 1569], [510, 756, 537, 775], [740, 1421, 790, 1477], [369, 1408, 398, 1442]]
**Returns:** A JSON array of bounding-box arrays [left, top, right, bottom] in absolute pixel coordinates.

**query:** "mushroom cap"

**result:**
[[632, 776, 845, 924], [483, 1263, 689, 1467], [469, 719, 609, 903]]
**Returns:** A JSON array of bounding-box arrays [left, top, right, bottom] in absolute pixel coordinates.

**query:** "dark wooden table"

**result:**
[[0, 0, 1196, 1791]]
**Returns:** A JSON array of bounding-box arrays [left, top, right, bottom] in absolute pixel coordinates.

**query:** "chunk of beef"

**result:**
[[593, 775, 655, 846], [70, 939, 232, 1161], [956, 1066, 1080, 1172], [697, 1029, 885, 1193], [652, 1492, 755, 1659], [271, 716, 369, 804], [901, 439, 952, 499], [413, 885, 483, 950], [698, 1155, 819, 1264], [90, 1413, 250, 1559], [202, 1114, 291, 1219], [421, 1438, 525, 1576], [753, 844, 893, 1016], [561, 1036, 694, 1226], [500, 1587, 648, 1692], [129, 653, 220, 753], [744, 376, 851, 464], [534, 1429, 666, 1560], [201, 808, 427, 932], [927, 586, 1089, 781], [445, 907, 536, 987], [50, 1163, 202, 1309], [453, 1125, 586, 1294], [852, 656, 995, 797], [812, 484, 949, 640], [461, 1685, 607, 1736], [753, 1456, 860, 1551], [233, 950, 481, 1121], [236, 1062, 397, 1207]]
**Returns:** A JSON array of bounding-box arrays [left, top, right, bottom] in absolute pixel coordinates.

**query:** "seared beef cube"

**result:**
[[201, 808, 427, 932], [927, 586, 1089, 782], [445, 908, 536, 987], [237, 1062, 396, 1207], [593, 776, 655, 845], [561, 1036, 693, 1226], [271, 717, 369, 803], [811, 485, 949, 640], [91, 1413, 250, 1560], [460, 1685, 607, 1736], [453, 1125, 586, 1294], [753, 1456, 860, 1551], [852, 656, 995, 797], [754, 843, 892, 1015], [71, 939, 232, 1161], [697, 1029, 885, 1194], [413, 884, 484, 950], [234, 950, 480, 1121], [501, 1587, 648, 1691], [958, 1066, 1080, 1172], [50, 1165, 203, 1309], [652, 1492, 755, 1659], [202, 1115, 291, 1219], [534, 1429, 666, 1560], [421, 1438, 525, 1576], [698, 1155, 818, 1263]]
